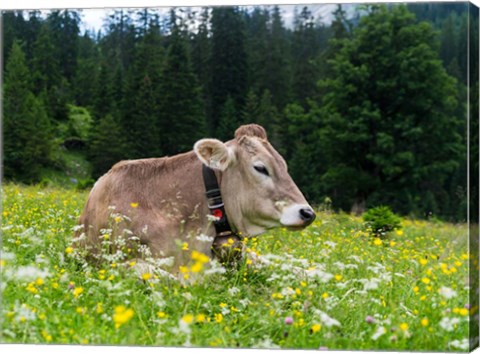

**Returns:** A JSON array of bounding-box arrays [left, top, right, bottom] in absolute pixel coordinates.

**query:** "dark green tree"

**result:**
[[291, 6, 322, 108], [31, 23, 69, 121], [47, 10, 80, 82], [217, 96, 239, 141], [265, 6, 292, 111], [122, 21, 164, 158], [316, 5, 461, 215], [89, 114, 127, 178], [3, 42, 54, 182], [242, 90, 259, 124], [158, 12, 206, 154], [210, 7, 247, 135], [74, 31, 99, 107]]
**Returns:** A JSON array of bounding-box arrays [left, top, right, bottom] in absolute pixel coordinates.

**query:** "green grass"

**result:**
[[1, 184, 472, 350], [40, 150, 92, 188]]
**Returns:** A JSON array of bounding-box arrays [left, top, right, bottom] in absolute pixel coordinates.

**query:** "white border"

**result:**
[[1, 0, 479, 10], [1, 1, 479, 354]]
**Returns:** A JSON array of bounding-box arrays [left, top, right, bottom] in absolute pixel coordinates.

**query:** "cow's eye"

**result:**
[[254, 165, 270, 177]]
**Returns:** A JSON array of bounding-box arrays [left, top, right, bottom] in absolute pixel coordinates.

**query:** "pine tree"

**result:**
[[4, 42, 54, 182], [316, 5, 461, 214], [242, 90, 259, 124], [265, 6, 292, 111], [191, 7, 212, 121], [217, 96, 238, 141], [291, 6, 322, 108], [257, 90, 280, 145], [158, 12, 206, 154], [89, 114, 127, 178], [31, 23, 68, 121], [210, 7, 248, 135], [74, 31, 99, 107], [245, 7, 270, 94], [47, 10, 80, 82]]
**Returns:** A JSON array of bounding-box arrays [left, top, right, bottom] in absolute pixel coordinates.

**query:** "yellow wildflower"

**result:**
[[35, 278, 44, 286], [395, 229, 404, 236], [421, 277, 430, 284], [215, 313, 223, 323], [191, 250, 209, 264], [311, 324, 322, 333], [113, 306, 134, 328], [181, 314, 194, 324], [130, 202, 139, 208], [141, 273, 152, 281], [73, 287, 84, 298], [65, 247, 74, 254], [96, 303, 104, 314], [373, 238, 383, 246], [191, 262, 203, 273], [196, 314, 206, 322], [421, 318, 429, 327], [399, 323, 409, 331], [157, 311, 167, 318]]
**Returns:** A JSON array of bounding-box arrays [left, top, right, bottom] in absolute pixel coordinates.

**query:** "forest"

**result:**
[[2, 3, 479, 221]]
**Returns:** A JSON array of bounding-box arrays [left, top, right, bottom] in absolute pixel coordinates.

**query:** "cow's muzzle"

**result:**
[[299, 207, 316, 226], [280, 204, 316, 229]]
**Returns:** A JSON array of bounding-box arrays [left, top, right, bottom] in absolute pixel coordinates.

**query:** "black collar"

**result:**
[[202, 164, 235, 236], [202, 164, 244, 263]]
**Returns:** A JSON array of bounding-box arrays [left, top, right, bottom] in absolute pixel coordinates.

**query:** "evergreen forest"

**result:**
[[2, 3, 479, 221]]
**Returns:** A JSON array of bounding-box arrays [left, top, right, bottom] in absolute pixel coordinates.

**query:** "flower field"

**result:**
[[1, 184, 473, 351]]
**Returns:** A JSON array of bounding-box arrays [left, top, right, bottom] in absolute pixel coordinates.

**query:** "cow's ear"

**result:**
[[194, 139, 234, 171]]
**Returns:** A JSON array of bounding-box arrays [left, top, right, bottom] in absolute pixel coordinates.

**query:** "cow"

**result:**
[[73, 124, 316, 271]]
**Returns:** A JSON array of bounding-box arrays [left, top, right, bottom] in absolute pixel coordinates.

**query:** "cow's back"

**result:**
[[75, 152, 206, 257]]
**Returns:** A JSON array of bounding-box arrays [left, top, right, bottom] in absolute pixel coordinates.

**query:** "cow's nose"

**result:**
[[299, 208, 316, 225]]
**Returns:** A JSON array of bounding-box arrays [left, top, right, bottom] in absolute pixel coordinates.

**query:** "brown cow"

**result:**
[[74, 124, 315, 270]]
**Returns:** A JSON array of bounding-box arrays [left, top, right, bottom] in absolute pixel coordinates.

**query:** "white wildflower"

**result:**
[[449, 338, 470, 350], [196, 234, 214, 243], [306, 268, 334, 283], [178, 319, 191, 335], [8, 265, 49, 281], [348, 255, 363, 263], [15, 304, 36, 322], [325, 241, 337, 248], [361, 278, 381, 291], [1, 252, 15, 261], [336, 281, 349, 289], [439, 317, 460, 332], [204, 261, 226, 275], [439, 286, 457, 299], [71, 224, 84, 232], [256, 337, 280, 349], [371, 326, 386, 340], [228, 287, 240, 296], [281, 287, 296, 297], [314, 310, 341, 327]]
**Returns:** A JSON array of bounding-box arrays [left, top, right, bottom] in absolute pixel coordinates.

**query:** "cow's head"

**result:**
[[194, 124, 316, 236]]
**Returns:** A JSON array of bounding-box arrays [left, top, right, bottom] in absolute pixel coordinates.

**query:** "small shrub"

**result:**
[[76, 178, 95, 190], [363, 206, 402, 238]]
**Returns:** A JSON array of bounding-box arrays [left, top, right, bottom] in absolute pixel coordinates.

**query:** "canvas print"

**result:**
[[1, 1, 479, 351]]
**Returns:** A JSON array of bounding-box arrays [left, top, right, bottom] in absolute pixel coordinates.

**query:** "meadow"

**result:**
[[1, 184, 472, 351]]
